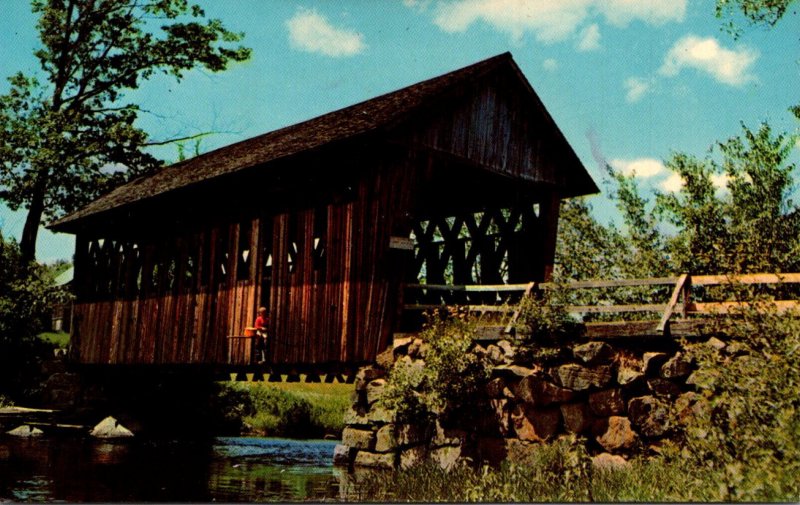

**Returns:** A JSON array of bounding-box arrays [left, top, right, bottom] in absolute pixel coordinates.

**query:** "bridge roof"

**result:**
[[50, 52, 597, 233]]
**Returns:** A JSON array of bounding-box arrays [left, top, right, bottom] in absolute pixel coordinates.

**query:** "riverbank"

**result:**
[[213, 380, 351, 439]]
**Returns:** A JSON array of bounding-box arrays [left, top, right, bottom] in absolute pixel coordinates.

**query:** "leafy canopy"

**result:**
[[0, 0, 251, 260]]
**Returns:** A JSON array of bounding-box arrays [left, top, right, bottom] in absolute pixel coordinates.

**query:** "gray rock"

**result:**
[[400, 445, 427, 469], [647, 378, 682, 398], [429, 445, 466, 471], [572, 341, 614, 364], [7, 425, 44, 438], [628, 396, 670, 437], [374, 424, 397, 452], [589, 388, 625, 417], [486, 345, 505, 365], [333, 444, 353, 467], [617, 366, 644, 386], [90, 416, 134, 439], [561, 402, 593, 434], [355, 366, 385, 391], [342, 427, 375, 450], [660, 352, 693, 379], [514, 375, 575, 406], [354, 450, 396, 469], [366, 379, 387, 405], [552, 364, 612, 391], [592, 452, 630, 471]]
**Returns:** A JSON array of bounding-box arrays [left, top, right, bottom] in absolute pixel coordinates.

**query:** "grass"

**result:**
[[348, 450, 723, 502], [215, 377, 351, 439], [37, 331, 69, 348]]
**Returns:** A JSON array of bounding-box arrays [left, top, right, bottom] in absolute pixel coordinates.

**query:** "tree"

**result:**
[[0, 0, 251, 262], [0, 231, 59, 399], [715, 0, 797, 36]]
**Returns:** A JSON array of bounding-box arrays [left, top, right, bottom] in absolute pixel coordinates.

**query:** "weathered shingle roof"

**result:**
[[50, 52, 596, 231]]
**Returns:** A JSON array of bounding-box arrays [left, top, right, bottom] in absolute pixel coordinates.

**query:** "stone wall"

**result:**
[[334, 333, 711, 471]]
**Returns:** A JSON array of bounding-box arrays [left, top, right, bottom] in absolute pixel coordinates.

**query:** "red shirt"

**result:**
[[255, 315, 268, 329]]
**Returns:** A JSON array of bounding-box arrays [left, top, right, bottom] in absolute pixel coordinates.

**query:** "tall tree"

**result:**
[[0, 0, 251, 262]]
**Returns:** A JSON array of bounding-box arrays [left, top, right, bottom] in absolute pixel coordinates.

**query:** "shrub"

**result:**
[[379, 308, 490, 424], [683, 301, 800, 501]]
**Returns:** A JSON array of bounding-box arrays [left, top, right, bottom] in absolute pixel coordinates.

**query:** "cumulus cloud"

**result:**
[[710, 173, 731, 189], [286, 9, 365, 57], [659, 35, 758, 86], [611, 157, 666, 178], [427, 0, 685, 43], [543, 58, 558, 71], [624, 77, 651, 102], [577, 24, 601, 51], [660, 172, 684, 192]]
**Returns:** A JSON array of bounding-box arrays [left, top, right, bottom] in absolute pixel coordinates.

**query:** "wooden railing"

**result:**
[[402, 273, 800, 338]]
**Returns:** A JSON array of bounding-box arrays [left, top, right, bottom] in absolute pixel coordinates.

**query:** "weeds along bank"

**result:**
[[214, 381, 350, 439], [335, 300, 800, 502]]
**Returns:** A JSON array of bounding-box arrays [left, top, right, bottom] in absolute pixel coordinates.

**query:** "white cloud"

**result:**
[[624, 76, 651, 102], [427, 0, 685, 43], [543, 58, 558, 71], [598, 0, 686, 27], [660, 172, 684, 192], [710, 173, 731, 190], [659, 35, 758, 86], [286, 9, 365, 57], [577, 23, 601, 51], [611, 157, 666, 178]]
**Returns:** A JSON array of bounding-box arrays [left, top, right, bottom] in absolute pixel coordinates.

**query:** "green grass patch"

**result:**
[[213, 379, 351, 439], [37, 331, 69, 348]]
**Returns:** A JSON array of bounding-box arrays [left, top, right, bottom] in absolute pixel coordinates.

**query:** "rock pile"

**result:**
[[334, 335, 707, 471]]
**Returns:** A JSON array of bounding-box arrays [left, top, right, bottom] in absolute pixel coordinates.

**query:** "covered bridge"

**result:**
[[49, 52, 598, 369]]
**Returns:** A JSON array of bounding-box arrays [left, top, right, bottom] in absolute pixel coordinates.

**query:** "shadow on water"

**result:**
[[0, 435, 345, 502]]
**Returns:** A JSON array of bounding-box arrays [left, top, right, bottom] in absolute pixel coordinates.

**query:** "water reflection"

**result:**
[[0, 436, 343, 502]]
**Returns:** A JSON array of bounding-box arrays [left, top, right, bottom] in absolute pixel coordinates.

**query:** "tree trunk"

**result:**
[[20, 178, 47, 263]]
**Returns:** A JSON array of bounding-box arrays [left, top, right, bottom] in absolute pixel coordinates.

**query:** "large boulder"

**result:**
[[660, 352, 693, 379], [366, 379, 387, 405], [593, 416, 637, 451], [90, 416, 134, 439], [333, 444, 353, 467], [561, 402, 593, 434], [551, 364, 612, 391], [642, 352, 668, 375], [342, 427, 375, 450], [400, 445, 427, 469], [374, 424, 397, 452], [354, 450, 396, 469], [591, 452, 630, 471], [514, 376, 575, 406], [572, 342, 614, 364], [355, 366, 385, 391], [628, 396, 670, 437], [589, 389, 625, 417], [511, 405, 560, 442]]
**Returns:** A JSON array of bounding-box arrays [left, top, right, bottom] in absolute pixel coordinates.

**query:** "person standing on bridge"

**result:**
[[254, 307, 270, 364]]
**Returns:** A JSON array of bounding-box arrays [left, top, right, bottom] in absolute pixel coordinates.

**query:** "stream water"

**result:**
[[0, 435, 347, 502]]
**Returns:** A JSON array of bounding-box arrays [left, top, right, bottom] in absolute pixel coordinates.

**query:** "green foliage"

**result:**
[[380, 310, 490, 423], [213, 382, 349, 439], [0, 0, 251, 260], [555, 198, 628, 281], [38, 331, 70, 349], [715, 0, 796, 36], [591, 122, 800, 278], [683, 305, 800, 501], [0, 232, 61, 399]]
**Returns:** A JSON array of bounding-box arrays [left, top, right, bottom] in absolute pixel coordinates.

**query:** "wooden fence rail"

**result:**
[[402, 272, 800, 339]]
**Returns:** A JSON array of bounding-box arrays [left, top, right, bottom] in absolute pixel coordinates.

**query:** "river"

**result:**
[[0, 435, 350, 502]]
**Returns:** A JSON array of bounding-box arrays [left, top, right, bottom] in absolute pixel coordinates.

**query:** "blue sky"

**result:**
[[1, 0, 798, 263]]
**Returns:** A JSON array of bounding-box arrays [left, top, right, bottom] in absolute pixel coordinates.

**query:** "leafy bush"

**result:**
[[0, 232, 61, 400], [683, 302, 800, 501], [380, 309, 490, 424]]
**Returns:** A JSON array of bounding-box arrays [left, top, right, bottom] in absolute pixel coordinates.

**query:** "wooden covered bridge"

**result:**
[[49, 52, 599, 373]]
